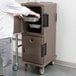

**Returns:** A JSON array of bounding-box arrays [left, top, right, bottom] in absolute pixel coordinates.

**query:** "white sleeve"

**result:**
[[4, 0, 31, 16]]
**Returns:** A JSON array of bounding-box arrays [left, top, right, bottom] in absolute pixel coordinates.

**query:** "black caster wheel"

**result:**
[[25, 64, 28, 71], [13, 63, 19, 71]]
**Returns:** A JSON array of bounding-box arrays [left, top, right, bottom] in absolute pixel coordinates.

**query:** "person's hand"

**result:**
[[34, 13, 40, 19], [30, 10, 40, 19]]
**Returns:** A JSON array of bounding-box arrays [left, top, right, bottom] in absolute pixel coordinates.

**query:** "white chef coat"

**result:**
[[0, 0, 31, 39]]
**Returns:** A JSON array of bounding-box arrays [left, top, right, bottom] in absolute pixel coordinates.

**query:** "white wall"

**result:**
[[15, 0, 76, 64], [16, 0, 27, 3], [55, 0, 76, 64]]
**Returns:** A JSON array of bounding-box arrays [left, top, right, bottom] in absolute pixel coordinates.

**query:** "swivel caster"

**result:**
[[13, 63, 19, 71], [39, 67, 44, 75], [25, 64, 28, 71], [49, 61, 55, 65], [51, 61, 55, 65]]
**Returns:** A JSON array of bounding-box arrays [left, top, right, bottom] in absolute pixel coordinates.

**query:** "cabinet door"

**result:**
[[22, 35, 44, 65]]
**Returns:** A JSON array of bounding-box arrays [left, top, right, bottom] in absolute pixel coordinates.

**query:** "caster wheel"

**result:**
[[49, 61, 55, 65], [51, 61, 55, 65], [39, 67, 44, 75], [25, 64, 28, 71], [13, 63, 19, 71]]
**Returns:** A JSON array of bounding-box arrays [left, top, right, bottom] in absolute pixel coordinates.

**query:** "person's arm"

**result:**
[[4, 0, 40, 18]]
